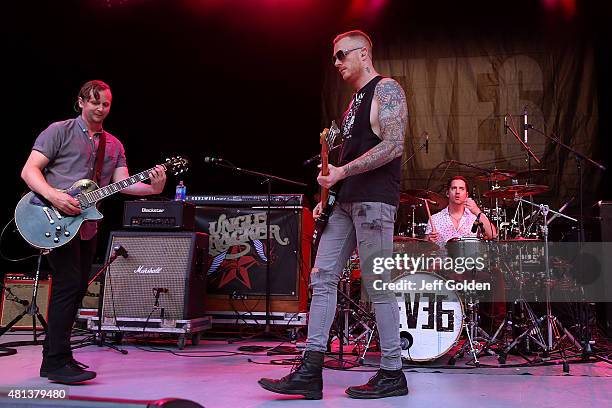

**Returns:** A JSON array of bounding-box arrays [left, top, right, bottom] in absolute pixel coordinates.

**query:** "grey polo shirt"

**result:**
[[32, 115, 127, 239]]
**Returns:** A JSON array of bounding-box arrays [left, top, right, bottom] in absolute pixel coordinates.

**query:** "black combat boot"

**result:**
[[258, 350, 324, 400], [345, 368, 408, 399]]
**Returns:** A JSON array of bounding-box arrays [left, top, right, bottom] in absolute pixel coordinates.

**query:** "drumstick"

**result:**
[[423, 199, 437, 234]]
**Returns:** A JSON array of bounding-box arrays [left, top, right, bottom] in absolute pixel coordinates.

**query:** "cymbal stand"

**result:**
[[495, 245, 547, 364], [515, 197, 580, 370]]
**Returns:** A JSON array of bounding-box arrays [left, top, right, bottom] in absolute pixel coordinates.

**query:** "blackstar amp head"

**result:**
[[123, 200, 195, 230]]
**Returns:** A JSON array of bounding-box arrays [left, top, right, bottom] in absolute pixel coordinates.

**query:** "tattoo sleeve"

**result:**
[[342, 79, 407, 178]]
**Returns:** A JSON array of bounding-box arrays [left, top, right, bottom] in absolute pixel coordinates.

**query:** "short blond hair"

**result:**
[[333, 30, 373, 52]]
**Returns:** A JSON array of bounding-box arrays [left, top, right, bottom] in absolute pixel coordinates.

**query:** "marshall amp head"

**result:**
[[123, 200, 195, 230]]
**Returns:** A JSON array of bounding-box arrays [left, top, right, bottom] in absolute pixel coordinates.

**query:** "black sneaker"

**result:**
[[47, 362, 96, 384], [40, 358, 89, 378]]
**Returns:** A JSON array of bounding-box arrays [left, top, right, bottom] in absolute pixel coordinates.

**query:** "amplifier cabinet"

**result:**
[[194, 205, 313, 317], [101, 231, 208, 322], [1, 274, 51, 329]]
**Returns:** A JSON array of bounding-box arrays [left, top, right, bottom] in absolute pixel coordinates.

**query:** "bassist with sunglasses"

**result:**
[[259, 30, 408, 400]]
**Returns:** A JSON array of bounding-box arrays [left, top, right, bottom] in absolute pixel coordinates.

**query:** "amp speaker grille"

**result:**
[[101, 231, 208, 320]]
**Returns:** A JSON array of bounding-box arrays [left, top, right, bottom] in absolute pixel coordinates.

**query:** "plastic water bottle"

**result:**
[[174, 180, 186, 201]]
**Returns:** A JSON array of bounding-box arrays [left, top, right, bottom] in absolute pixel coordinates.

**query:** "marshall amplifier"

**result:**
[[100, 231, 208, 321], [123, 200, 195, 230]]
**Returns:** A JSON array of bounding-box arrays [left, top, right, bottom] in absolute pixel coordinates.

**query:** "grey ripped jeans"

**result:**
[[306, 201, 402, 370]]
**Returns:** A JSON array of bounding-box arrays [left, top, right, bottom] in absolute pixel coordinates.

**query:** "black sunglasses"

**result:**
[[332, 47, 363, 64]]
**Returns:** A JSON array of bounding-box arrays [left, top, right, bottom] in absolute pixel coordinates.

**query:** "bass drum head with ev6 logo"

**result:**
[[394, 272, 464, 361]]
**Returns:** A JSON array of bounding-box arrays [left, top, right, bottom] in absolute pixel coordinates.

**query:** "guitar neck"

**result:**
[[320, 146, 329, 207], [83, 164, 165, 204]]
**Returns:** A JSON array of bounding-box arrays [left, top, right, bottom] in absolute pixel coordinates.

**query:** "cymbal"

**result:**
[[514, 168, 548, 179], [400, 189, 448, 211], [474, 170, 517, 182], [483, 184, 550, 199], [393, 236, 439, 254]]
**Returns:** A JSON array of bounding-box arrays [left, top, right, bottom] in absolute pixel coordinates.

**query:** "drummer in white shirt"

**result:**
[[426, 176, 497, 244]]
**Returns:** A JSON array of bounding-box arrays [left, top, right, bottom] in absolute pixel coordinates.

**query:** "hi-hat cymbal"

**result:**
[[514, 168, 548, 179], [474, 170, 517, 182], [483, 184, 550, 199], [400, 189, 448, 211]]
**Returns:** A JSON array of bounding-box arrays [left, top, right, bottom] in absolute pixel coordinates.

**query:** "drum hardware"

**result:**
[[326, 259, 378, 368], [448, 296, 497, 366], [482, 184, 550, 199], [400, 189, 448, 212], [506, 197, 580, 370], [474, 170, 516, 182]]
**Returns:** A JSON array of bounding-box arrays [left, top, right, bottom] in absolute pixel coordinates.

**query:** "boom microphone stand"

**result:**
[[72, 245, 128, 354], [203, 157, 307, 340], [527, 127, 606, 243]]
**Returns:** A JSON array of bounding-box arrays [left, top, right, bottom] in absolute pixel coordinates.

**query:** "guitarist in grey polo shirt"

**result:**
[[20, 80, 166, 384]]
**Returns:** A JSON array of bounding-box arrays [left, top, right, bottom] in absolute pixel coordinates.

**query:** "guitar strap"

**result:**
[[93, 131, 106, 184]]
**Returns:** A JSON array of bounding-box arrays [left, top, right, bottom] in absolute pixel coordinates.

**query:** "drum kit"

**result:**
[[330, 171, 587, 368]]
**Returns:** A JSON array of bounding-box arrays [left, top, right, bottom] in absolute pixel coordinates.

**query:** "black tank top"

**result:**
[[337, 75, 401, 207]]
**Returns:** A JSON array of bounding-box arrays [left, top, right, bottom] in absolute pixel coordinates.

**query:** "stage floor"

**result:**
[[0, 332, 611, 407]]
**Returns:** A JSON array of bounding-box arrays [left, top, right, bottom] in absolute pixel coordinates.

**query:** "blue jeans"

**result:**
[[306, 201, 402, 370]]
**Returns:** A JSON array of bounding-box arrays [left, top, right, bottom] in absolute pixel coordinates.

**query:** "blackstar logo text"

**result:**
[[141, 208, 165, 213]]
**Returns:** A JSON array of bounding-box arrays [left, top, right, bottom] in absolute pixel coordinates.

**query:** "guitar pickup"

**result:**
[[51, 207, 63, 220], [42, 207, 55, 224]]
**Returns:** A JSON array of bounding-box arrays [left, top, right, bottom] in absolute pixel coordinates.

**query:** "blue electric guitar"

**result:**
[[15, 156, 189, 250]]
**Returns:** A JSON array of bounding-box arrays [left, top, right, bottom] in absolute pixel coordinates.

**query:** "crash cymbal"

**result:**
[[474, 170, 517, 182], [483, 184, 550, 199], [400, 189, 448, 211], [514, 168, 548, 179]]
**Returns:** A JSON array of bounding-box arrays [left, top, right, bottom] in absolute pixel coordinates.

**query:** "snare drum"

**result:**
[[394, 272, 464, 361], [446, 237, 489, 260]]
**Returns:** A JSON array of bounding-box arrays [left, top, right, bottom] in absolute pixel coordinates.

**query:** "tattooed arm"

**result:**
[[344, 79, 406, 176], [317, 78, 407, 189]]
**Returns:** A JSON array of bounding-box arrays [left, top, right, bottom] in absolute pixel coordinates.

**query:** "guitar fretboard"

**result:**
[[83, 166, 163, 204]]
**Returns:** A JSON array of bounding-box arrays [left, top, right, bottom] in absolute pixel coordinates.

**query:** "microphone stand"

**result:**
[[0, 250, 50, 348], [72, 247, 128, 354], [207, 159, 307, 341], [527, 127, 606, 243]]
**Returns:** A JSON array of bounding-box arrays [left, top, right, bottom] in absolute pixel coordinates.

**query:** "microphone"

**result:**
[[11, 298, 29, 306], [113, 244, 128, 259], [503, 115, 508, 135], [203, 156, 224, 163], [153, 288, 169, 294], [523, 107, 528, 143], [303, 154, 321, 166], [471, 220, 481, 233], [425, 132, 429, 154]]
